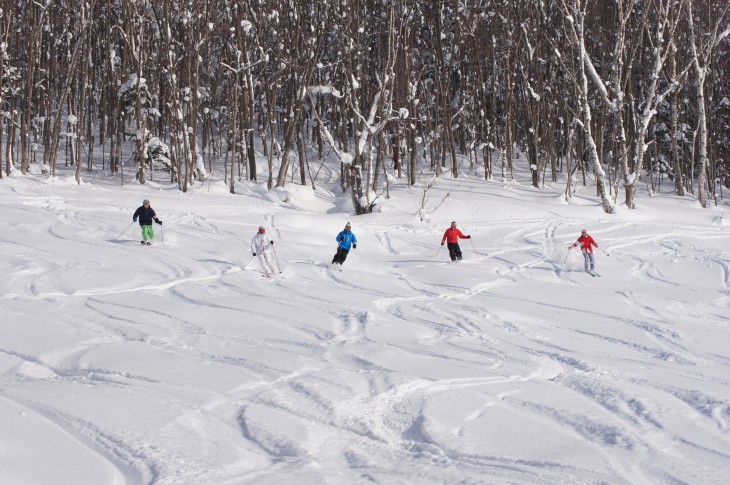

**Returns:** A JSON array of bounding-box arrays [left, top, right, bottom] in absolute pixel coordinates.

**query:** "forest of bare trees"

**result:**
[[0, 0, 728, 213]]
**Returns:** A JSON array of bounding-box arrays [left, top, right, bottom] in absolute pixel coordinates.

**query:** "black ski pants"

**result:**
[[447, 242, 462, 261], [332, 247, 350, 265]]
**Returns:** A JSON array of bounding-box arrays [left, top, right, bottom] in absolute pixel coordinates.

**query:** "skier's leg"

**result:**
[[257, 254, 271, 274], [583, 252, 590, 272], [332, 248, 342, 264], [588, 253, 595, 271], [142, 225, 154, 242], [455, 243, 463, 260], [447, 243, 457, 261], [263, 251, 276, 273], [339, 248, 350, 265]]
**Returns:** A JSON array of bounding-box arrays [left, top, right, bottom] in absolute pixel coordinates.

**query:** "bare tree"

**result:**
[[559, 0, 614, 213], [687, 0, 730, 207]]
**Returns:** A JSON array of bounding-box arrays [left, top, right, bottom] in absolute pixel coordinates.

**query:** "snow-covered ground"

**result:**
[[1, 162, 729, 485]]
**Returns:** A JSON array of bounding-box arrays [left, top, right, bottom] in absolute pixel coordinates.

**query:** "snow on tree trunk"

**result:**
[[687, 0, 730, 207]]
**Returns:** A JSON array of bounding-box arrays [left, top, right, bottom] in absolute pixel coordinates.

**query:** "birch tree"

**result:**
[[559, 0, 614, 213], [687, 0, 730, 207]]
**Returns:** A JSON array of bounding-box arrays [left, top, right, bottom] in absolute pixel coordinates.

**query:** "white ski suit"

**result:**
[[251, 233, 276, 274]]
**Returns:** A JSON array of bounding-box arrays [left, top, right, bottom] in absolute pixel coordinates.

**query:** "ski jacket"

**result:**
[[251, 233, 273, 253], [571, 234, 598, 254], [442, 227, 467, 244], [336, 230, 357, 250], [133, 206, 159, 225]]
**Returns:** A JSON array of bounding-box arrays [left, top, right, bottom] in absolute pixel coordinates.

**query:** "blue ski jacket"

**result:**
[[336, 230, 357, 250]]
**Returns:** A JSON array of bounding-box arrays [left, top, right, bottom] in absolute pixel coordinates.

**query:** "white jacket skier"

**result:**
[[251, 226, 277, 275]]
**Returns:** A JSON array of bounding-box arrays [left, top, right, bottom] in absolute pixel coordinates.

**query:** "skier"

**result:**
[[441, 221, 471, 261], [568, 229, 600, 275], [132, 199, 162, 245], [251, 226, 277, 276], [332, 222, 357, 266]]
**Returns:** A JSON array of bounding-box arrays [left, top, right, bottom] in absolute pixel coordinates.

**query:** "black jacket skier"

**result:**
[[132, 199, 162, 245]]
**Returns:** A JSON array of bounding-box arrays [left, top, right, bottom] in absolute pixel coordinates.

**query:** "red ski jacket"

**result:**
[[571, 234, 598, 253], [442, 227, 468, 244]]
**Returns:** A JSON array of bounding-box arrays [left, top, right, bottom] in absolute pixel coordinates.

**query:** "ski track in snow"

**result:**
[[2, 174, 730, 485]]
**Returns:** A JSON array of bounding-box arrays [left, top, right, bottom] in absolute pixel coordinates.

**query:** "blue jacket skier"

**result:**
[[332, 222, 357, 265]]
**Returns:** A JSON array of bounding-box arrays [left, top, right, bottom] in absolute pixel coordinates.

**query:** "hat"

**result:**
[[581, 229, 587, 233], [258, 226, 265, 232], [451, 221, 457, 226], [345, 222, 351, 229], [143, 199, 150, 204]]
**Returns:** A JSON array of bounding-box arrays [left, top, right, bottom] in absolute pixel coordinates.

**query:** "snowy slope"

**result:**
[[1, 166, 729, 485]]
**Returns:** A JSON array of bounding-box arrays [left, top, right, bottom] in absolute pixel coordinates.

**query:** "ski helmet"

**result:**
[[258, 226, 266, 233], [143, 199, 150, 205]]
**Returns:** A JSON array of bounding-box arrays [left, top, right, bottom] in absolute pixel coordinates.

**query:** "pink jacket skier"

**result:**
[[569, 229, 599, 275]]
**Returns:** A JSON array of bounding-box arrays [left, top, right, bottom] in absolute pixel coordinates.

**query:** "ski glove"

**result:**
[[133, 218, 137, 222], [352, 243, 357, 249], [156, 220, 163, 225], [270, 241, 274, 245], [467, 235, 471, 239], [253, 252, 257, 256], [441, 242, 445, 246]]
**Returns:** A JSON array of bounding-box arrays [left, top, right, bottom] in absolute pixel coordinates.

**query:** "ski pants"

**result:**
[[447, 242, 462, 261], [257, 251, 276, 274], [332, 247, 350, 265], [582, 251, 595, 272], [141, 225, 155, 241]]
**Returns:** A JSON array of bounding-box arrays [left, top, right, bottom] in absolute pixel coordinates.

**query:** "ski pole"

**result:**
[[469, 238, 479, 258], [271, 242, 282, 273], [243, 255, 255, 269], [160, 224, 164, 246], [563, 249, 571, 264], [116, 221, 134, 240], [436, 244, 443, 257]]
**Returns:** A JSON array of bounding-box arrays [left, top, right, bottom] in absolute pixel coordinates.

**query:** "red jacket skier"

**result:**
[[569, 229, 599, 274], [441, 221, 470, 261]]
